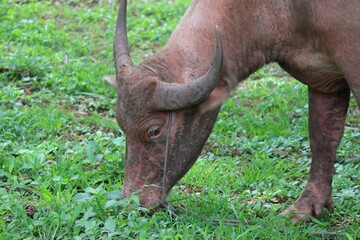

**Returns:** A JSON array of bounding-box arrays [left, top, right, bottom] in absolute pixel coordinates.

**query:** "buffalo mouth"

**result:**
[[120, 188, 179, 216], [143, 201, 169, 216], [121, 185, 168, 207]]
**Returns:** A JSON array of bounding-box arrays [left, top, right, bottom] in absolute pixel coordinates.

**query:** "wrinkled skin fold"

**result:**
[[113, 0, 360, 222]]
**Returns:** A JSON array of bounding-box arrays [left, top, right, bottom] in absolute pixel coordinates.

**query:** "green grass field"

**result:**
[[0, 0, 359, 239]]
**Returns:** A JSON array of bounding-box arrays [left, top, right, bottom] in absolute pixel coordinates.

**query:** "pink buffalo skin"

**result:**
[[112, 0, 360, 223]]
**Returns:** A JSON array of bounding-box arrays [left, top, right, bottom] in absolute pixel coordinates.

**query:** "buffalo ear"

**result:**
[[103, 75, 118, 88], [198, 80, 230, 113]]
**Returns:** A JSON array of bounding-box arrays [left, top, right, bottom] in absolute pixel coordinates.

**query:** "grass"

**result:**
[[0, 0, 359, 239]]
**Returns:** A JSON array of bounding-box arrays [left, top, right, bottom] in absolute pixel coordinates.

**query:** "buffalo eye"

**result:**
[[147, 125, 161, 139]]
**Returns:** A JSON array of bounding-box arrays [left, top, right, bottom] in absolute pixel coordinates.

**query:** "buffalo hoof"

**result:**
[[281, 185, 334, 223]]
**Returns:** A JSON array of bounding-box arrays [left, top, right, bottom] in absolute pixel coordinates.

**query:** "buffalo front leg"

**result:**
[[283, 87, 350, 223]]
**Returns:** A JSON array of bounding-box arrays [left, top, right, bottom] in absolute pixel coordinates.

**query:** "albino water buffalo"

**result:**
[[111, 0, 360, 222]]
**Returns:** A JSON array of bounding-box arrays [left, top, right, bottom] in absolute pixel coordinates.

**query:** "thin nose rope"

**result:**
[[162, 111, 173, 199]]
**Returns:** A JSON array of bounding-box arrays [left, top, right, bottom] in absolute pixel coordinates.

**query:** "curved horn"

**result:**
[[114, 0, 133, 72], [154, 29, 223, 110]]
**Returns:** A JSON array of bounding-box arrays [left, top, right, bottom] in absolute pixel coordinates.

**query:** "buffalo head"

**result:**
[[114, 0, 225, 208]]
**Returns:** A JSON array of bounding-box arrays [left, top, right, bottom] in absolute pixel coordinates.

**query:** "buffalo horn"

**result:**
[[114, 0, 133, 73], [154, 30, 223, 110]]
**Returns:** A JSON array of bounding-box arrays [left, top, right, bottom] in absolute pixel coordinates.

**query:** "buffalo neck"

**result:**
[[143, 1, 292, 92]]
